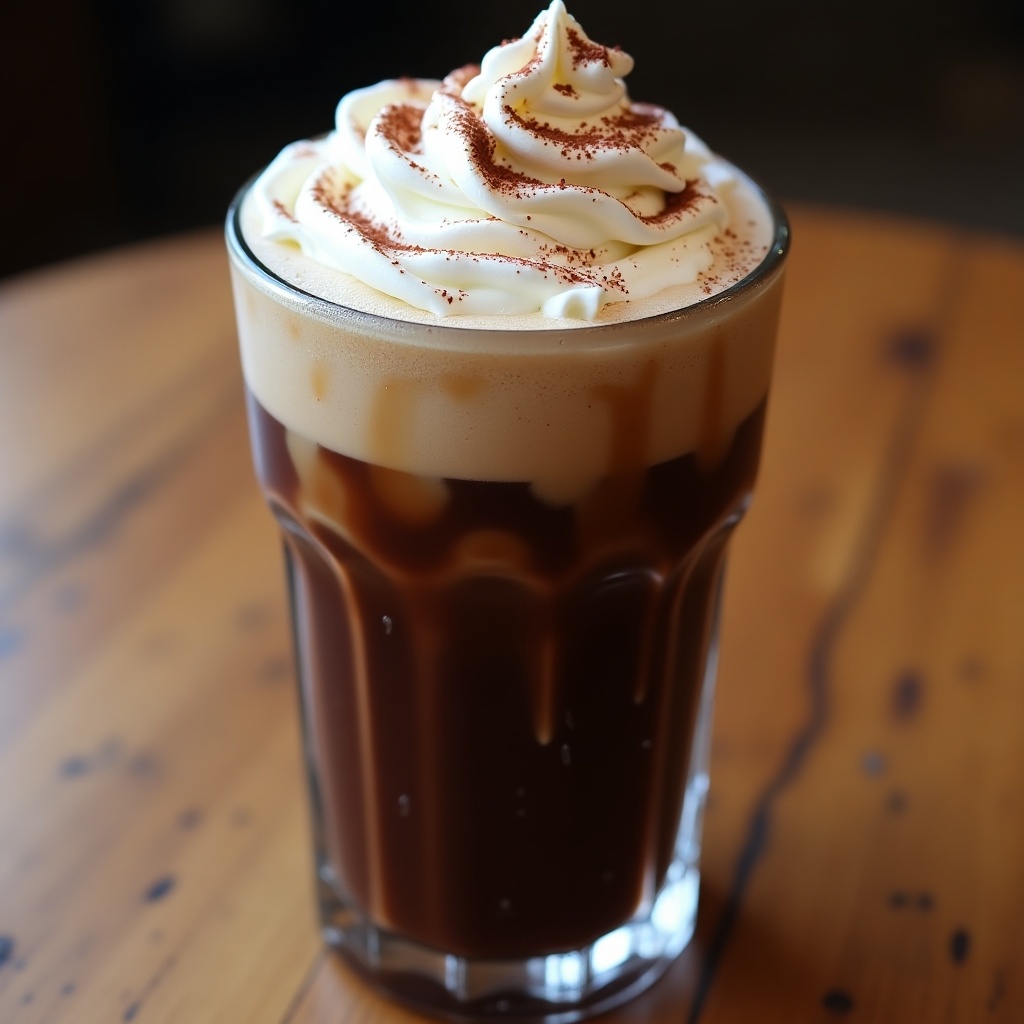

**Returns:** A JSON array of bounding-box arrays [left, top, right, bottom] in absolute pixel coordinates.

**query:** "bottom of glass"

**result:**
[[319, 863, 698, 1022]]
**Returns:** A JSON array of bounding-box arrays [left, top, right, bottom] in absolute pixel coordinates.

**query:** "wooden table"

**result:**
[[1, 208, 1022, 1023]]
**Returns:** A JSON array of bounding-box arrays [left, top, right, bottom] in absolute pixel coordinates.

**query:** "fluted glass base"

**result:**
[[319, 846, 699, 1022]]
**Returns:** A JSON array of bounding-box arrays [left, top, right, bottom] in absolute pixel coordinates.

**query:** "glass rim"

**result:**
[[225, 168, 789, 343]]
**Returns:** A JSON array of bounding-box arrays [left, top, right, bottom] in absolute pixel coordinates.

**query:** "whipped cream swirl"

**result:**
[[252, 1, 738, 319]]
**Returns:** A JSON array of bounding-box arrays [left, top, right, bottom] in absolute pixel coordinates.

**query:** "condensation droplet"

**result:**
[[561, 744, 571, 766], [498, 898, 512, 915], [565, 711, 576, 729], [641, 739, 652, 750], [382, 615, 393, 635], [398, 794, 411, 817]]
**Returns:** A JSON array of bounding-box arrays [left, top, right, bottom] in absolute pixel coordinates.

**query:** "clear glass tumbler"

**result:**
[[227, 179, 787, 1021]]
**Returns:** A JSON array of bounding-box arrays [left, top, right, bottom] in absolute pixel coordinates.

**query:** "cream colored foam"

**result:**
[[230, 175, 783, 503], [251, 5, 767, 320], [241, 168, 773, 331]]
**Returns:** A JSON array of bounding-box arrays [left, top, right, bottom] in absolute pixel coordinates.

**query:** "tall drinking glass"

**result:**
[[227, 179, 787, 1021]]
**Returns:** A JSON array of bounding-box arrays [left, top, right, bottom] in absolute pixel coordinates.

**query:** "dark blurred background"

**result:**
[[2, 0, 1023, 280]]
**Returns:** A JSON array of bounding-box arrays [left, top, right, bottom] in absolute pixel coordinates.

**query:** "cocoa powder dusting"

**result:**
[[640, 182, 705, 227], [312, 172, 421, 256], [440, 65, 480, 97], [311, 165, 604, 291], [506, 53, 543, 82], [697, 231, 770, 295], [272, 199, 297, 223], [539, 244, 599, 268], [566, 27, 611, 68], [378, 103, 424, 154], [502, 103, 666, 160], [453, 101, 548, 197], [604, 106, 663, 137]]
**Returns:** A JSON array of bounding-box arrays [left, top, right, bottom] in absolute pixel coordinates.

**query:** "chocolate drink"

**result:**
[[229, 168, 785, 1010], [248, 389, 766, 958], [227, 1, 789, 1016]]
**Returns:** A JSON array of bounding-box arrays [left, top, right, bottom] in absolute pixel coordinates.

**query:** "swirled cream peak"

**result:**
[[250, 1, 754, 320]]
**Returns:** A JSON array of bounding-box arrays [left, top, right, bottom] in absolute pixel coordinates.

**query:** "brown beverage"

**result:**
[[247, 391, 767, 958], [227, 1, 787, 1017]]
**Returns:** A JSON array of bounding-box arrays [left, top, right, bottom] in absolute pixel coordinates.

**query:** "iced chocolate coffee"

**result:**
[[227, 2, 787, 1018]]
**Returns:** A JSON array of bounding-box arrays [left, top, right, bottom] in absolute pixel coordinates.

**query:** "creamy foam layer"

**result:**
[[229, 246, 783, 503]]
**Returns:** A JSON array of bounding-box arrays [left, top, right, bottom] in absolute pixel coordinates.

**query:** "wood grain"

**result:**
[[0, 209, 1022, 1022]]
